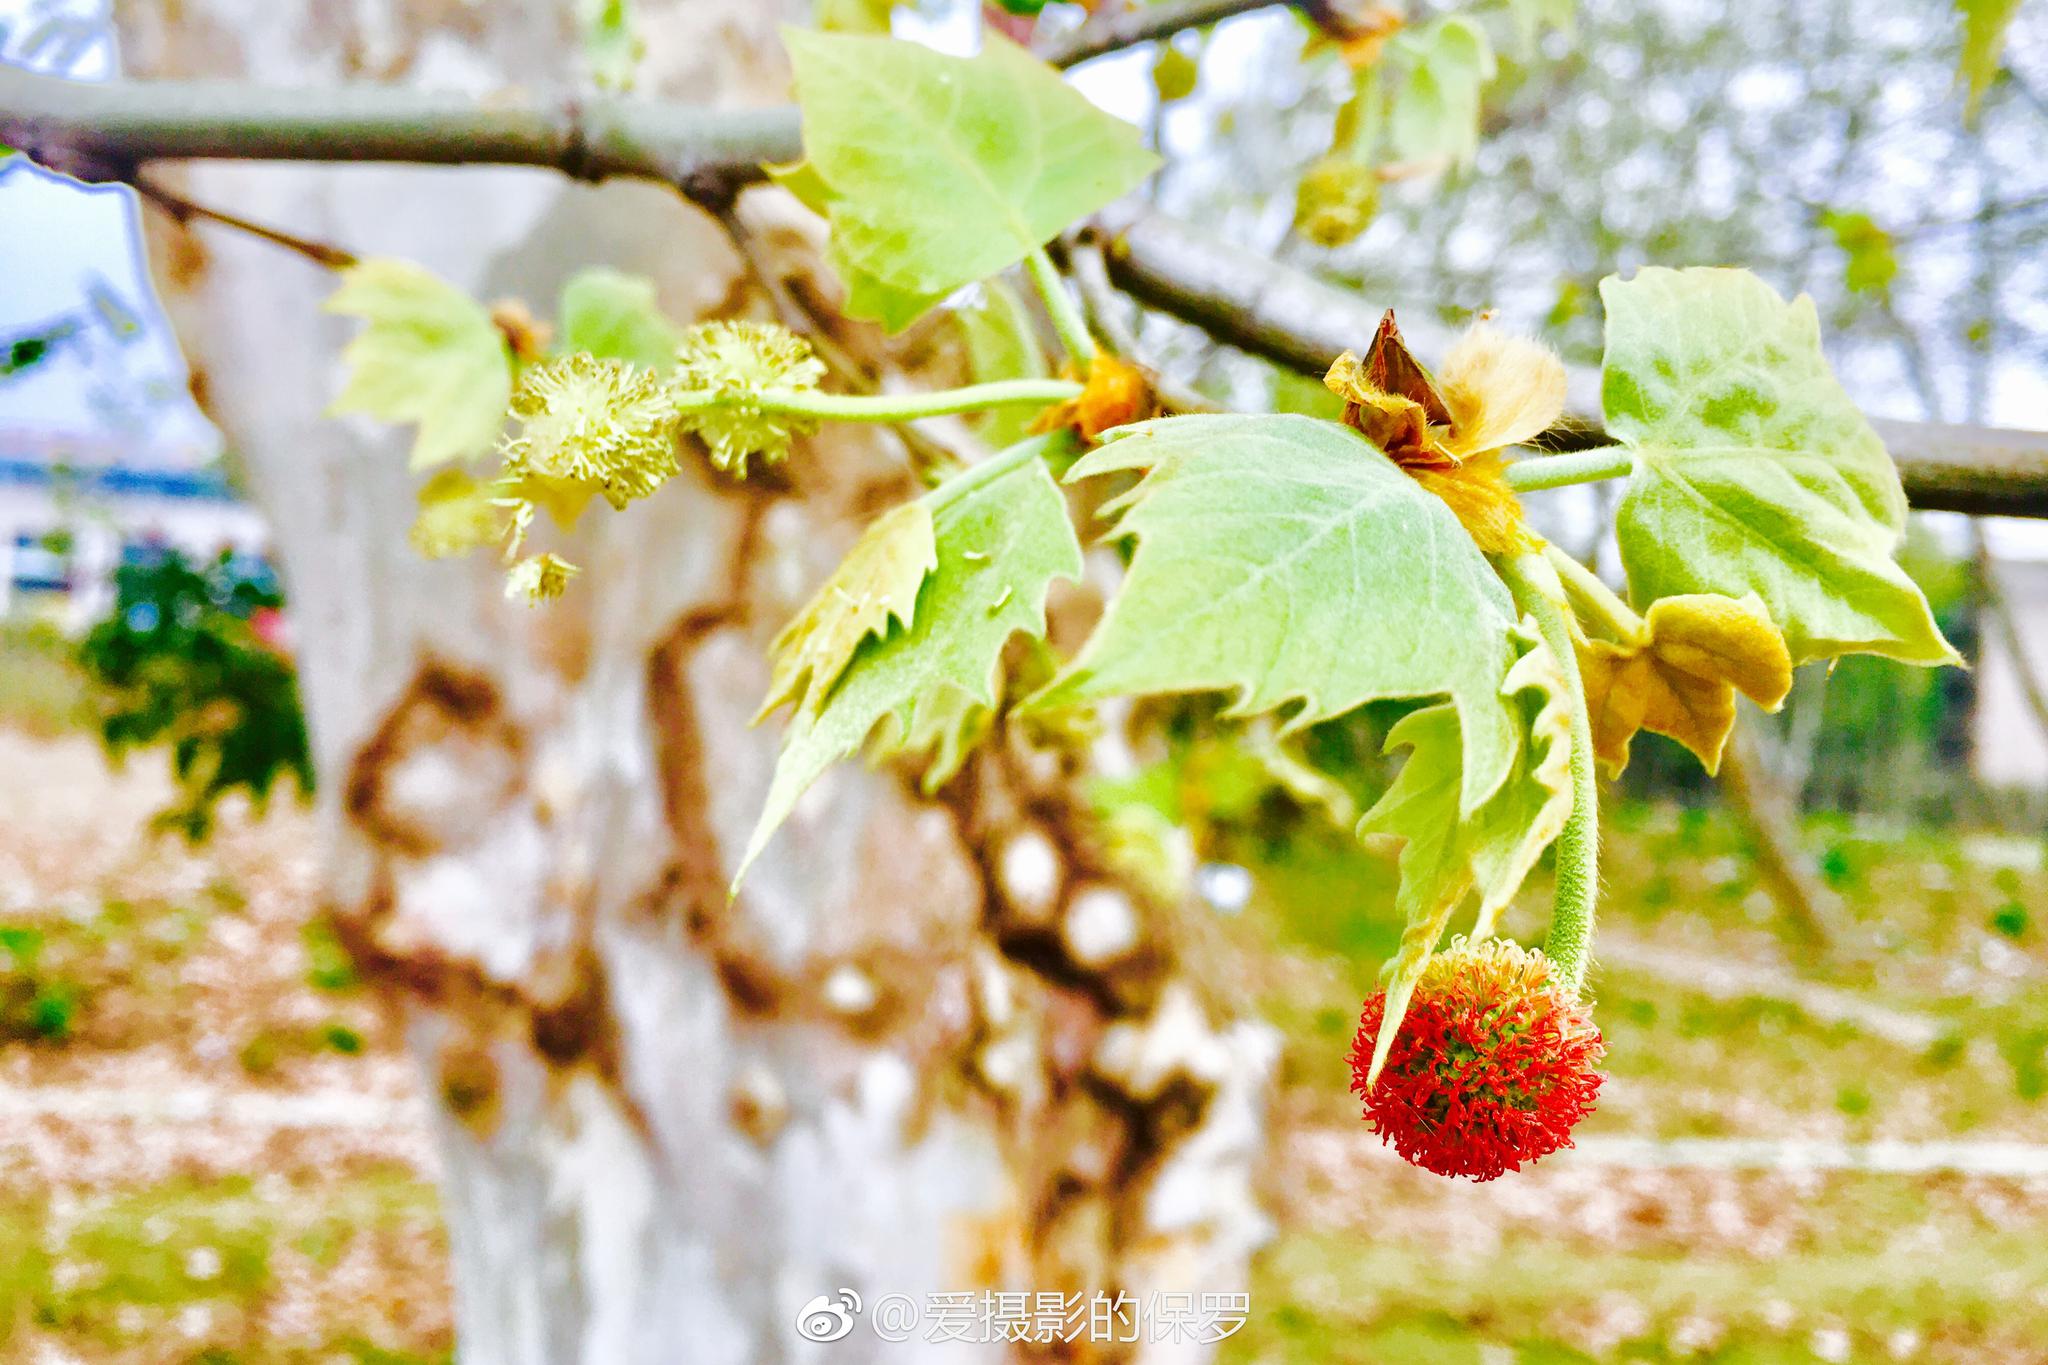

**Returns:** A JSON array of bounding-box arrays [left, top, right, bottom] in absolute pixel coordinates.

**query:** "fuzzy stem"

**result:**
[[1542, 543, 1645, 644], [1499, 552, 1600, 998], [1503, 445, 1635, 493], [671, 378, 1082, 424], [1026, 246, 1100, 371]]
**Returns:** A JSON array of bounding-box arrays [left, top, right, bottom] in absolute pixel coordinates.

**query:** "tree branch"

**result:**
[[8, 64, 2047, 516], [131, 172, 358, 269], [0, 63, 801, 196], [1037, 0, 1295, 68], [1093, 203, 2048, 519]]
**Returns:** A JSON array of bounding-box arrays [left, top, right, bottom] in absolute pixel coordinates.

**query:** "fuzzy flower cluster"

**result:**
[[671, 320, 828, 476], [1349, 938, 1604, 1181], [411, 322, 828, 604]]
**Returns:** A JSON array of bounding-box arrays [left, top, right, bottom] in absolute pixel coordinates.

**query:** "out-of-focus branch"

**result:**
[[0, 62, 803, 196], [10, 65, 2048, 515], [130, 173, 357, 269], [1094, 203, 2048, 518], [1037, 0, 1297, 68]]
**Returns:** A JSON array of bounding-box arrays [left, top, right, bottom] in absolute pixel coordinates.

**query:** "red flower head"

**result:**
[[1349, 938, 1604, 1181]]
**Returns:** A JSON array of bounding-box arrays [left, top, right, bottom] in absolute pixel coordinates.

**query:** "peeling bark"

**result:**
[[117, 1, 1272, 1359]]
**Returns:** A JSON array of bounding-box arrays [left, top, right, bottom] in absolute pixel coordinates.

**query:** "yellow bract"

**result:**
[[1032, 354, 1157, 443], [1577, 593, 1794, 776], [757, 499, 938, 721], [408, 470, 508, 560], [1324, 316, 1565, 556], [504, 552, 580, 605], [1437, 324, 1568, 461]]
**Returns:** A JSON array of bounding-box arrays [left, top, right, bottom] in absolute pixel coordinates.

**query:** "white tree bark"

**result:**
[[115, 2, 1273, 1360]]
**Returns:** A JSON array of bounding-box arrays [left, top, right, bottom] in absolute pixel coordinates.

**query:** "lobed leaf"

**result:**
[[1387, 17, 1497, 171], [1030, 414, 1523, 814], [1601, 267, 1958, 668], [757, 499, 938, 721], [955, 278, 1051, 449], [1578, 592, 1793, 776], [1355, 625, 1574, 1086], [780, 28, 1159, 331], [1957, 0, 2023, 120], [558, 268, 680, 371], [738, 436, 1084, 885], [325, 259, 512, 470]]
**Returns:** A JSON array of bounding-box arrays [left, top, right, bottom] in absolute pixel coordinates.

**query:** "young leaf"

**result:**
[[1601, 267, 1958, 667], [757, 499, 938, 720], [1818, 210, 1900, 298], [1387, 17, 1497, 171], [1029, 414, 1523, 814], [816, 0, 897, 32], [739, 436, 1084, 885], [559, 268, 680, 371], [1577, 593, 1793, 776], [1507, 0, 1574, 55], [325, 259, 513, 469], [1958, 0, 2023, 119], [781, 28, 1159, 331], [579, 0, 644, 91], [1355, 626, 1574, 1086], [955, 279, 1050, 449]]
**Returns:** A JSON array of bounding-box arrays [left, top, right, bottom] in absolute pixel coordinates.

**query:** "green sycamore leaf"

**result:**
[[1818, 209, 1900, 297], [325, 259, 513, 470], [1355, 626, 1574, 1086], [738, 435, 1084, 886], [1601, 267, 1958, 667], [578, 0, 644, 91], [816, 0, 897, 31], [1029, 414, 1523, 814], [757, 499, 938, 720], [559, 268, 680, 371], [955, 278, 1051, 449], [1388, 16, 1497, 171], [780, 28, 1159, 331], [1506, 0, 1574, 56], [1958, 0, 2023, 120]]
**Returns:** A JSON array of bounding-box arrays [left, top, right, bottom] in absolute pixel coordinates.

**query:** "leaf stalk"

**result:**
[[1499, 551, 1601, 997]]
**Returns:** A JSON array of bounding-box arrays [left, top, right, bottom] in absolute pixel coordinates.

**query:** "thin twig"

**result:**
[[131, 173, 358, 270], [712, 203, 968, 485], [1062, 234, 1221, 415], [1039, 0, 1292, 68]]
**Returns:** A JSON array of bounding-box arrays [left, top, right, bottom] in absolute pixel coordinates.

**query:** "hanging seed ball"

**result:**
[[1349, 938, 1605, 1181]]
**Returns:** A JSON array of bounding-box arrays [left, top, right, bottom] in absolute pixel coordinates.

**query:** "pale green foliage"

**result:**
[[500, 354, 680, 509], [1957, 0, 2023, 119], [559, 268, 679, 370], [1388, 17, 1497, 171], [780, 28, 1159, 331], [815, 0, 896, 31], [758, 499, 938, 719], [739, 437, 1085, 885], [1031, 415, 1522, 814], [325, 259, 511, 469], [505, 552, 579, 604], [672, 320, 827, 475], [1507, 0, 1575, 55], [1152, 42, 1201, 104], [1818, 209, 1900, 296], [955, 279, 1050, 448], [408, 469, 507, 559], [579, 0, 644, 91], [1355, 626, 1574, 1084], [1601, 268, 1957, 666]]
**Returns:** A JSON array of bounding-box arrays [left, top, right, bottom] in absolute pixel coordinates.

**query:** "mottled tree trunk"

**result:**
[[115, 2, 1272, 1359]]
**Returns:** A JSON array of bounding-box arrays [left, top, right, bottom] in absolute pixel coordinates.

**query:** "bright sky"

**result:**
[[0, 0, 218, 462]]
